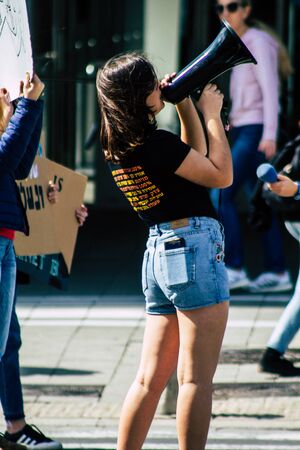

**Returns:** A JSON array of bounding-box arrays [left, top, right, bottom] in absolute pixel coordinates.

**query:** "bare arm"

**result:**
[[176, 97, 207, 156], [203, 114, 232, 184], [160, 73, 207, 155], [175, 84, 233, 188]]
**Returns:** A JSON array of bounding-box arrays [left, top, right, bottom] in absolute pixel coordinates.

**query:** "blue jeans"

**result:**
[[211, 124, 285, 271], [268, 222, 300, 354], [0, 287, 25, 421], [0, 237, 16, 360]]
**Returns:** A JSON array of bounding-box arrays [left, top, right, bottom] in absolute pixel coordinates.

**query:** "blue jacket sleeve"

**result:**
[[14, 109, 44, 179], [0, 98, 44, 178]]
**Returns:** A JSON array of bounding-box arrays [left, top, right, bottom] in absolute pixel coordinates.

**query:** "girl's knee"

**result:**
[[177, 374, 213, 391], [135, 374, 167, 396]]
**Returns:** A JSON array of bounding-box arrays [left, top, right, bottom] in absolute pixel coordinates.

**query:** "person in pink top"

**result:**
[[213, 0, 293, 292]]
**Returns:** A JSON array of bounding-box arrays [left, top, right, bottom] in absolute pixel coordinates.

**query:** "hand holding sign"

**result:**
[[75, 205, 88, 227], [47, 181, 59, 204], [21, 73, 45, 100]]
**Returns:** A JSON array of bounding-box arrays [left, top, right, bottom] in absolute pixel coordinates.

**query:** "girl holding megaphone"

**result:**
[[95, 13, 263, 446], [97, 51, 232, 450]]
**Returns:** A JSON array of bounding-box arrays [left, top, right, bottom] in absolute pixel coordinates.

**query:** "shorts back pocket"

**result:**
[[160, 247, 196, 288]]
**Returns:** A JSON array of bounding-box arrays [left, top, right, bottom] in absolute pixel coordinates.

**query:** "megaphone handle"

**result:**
[[221, 100, 230, 132], [191, 88, 202, 101]]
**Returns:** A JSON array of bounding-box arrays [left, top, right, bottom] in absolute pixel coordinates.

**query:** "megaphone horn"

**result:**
[[162, 19, 257, 104]]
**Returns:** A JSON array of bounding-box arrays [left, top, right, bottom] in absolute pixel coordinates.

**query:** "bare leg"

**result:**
[[117, 314, 179, 450], [176, 301, 229, 450]]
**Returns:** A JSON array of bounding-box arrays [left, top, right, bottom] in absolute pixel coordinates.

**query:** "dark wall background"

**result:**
[[26, 0, 143, 167]]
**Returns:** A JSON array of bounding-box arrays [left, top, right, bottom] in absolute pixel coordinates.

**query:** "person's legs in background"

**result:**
[[248, 214, 292, 292], [1, 284, 62, 450], [259, 222, 300, 376], [215, 124, 290, 292], [0, 238, 16, 360], [0, 238, 26, 450], [0, 293, 25, 427], [217, 125, 264, 289]]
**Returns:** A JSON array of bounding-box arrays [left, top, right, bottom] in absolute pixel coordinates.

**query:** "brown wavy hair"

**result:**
[[0, 99, 5, 135], [96, 53, 158, 162]]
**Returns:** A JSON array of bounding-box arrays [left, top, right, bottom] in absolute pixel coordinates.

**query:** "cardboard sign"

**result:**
[[0, 0, 33, 100], [15, 156, 87, 288], [16, 253, 70, 291]]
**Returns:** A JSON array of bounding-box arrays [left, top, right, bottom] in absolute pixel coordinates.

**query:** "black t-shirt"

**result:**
[[108, 129, 217, 227]]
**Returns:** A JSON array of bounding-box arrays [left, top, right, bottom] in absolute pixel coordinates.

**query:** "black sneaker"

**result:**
[[259, 347, 300, 377], [0, 435, 26, 450], [4, 425, 62, 450]]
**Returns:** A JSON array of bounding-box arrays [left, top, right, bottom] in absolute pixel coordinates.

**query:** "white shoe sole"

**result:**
[[25, 444, 62, 450], [248, 282, 293, 293]]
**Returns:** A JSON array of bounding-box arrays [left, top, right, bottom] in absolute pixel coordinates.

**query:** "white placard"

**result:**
[[0, 0, 33, 100]]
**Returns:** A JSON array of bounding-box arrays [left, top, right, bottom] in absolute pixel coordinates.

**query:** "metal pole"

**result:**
[[287, 0, 296, 129], [275, 0, 285, 37], [49, 0, 76, 167]]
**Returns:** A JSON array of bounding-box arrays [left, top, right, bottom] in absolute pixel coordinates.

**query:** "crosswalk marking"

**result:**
[[50, 440, 300, 450], [17, 318, 280, 328]]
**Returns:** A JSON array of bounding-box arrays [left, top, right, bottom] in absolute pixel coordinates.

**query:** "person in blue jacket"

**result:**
[[0, 73, 44, 450], [1, 199, 88, 450]]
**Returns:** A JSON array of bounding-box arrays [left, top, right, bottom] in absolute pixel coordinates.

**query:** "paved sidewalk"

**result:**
[[1, 292, 299, 449]]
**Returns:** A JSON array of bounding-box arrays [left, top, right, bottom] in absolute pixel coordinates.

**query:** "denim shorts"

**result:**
[[142, 216, 230, 315]]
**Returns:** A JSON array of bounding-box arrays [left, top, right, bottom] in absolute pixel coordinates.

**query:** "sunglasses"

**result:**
[[215, 2, 245, 14]]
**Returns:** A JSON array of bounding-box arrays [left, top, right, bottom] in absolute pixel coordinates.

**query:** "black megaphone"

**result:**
[[161, 20, 257, 104]]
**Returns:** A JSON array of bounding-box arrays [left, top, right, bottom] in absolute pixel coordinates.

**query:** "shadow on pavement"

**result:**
[[21, 367, 97, 376]]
